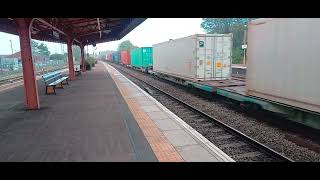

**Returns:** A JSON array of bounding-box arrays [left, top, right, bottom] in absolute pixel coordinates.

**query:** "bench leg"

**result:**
[[63, 79, 69, 85], [46, 86, 56, 95], [56, 82, 64, 89]]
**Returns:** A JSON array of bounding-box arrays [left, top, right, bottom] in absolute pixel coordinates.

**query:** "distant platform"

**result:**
[[232, 64, 247, 78]]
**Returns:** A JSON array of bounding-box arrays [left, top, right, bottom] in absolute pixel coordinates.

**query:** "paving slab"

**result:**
[[176, 145, 220, 162], [146, 111, 170, 120], [162, 129, 198, 147], [153, 119, 182, 131], [141, 105, 161, 113]]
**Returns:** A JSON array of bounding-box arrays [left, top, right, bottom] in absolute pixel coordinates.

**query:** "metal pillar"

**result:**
[[80, 44, 86, 72], [16, 18, 40, 110], [67, 37, 75, 81]]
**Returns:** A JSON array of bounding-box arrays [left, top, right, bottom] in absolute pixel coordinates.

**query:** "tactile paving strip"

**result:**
[[107, 65, 184, 162]]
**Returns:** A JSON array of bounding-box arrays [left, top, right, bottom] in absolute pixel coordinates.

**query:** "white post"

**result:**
[[243, 25, 247, 65]]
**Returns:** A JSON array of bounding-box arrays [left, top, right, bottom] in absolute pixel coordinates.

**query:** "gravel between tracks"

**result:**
[[111, 63, 320, 162]]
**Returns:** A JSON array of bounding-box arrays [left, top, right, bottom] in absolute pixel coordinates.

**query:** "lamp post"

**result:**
[[10, 40, 13, 55], [87, 45, 89, 59], [243, 25, 247, 65]]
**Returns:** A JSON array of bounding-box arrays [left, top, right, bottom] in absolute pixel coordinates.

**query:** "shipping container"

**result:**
[[121, 50, 131, 65], [111, 52, 121, 63], [100, 51, 107, 61], [130, 47, 153, 69], [106, 53, 111, 61], [246, 18, 320, 113], [153, 34, 233, 81]]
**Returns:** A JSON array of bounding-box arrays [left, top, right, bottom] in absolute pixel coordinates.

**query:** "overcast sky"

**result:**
[[0, 18, 205, 55]]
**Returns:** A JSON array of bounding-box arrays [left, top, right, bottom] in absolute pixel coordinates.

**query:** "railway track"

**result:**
[[0, 75, 24, 86], [110, 63, 293, 162], [0, 66, 68, 87]]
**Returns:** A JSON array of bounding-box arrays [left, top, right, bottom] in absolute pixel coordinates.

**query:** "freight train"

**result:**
[[108, 18, 320, 130]]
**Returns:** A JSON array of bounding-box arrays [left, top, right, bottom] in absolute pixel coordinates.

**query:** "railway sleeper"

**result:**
[[214, 134, 234, 140], [219, 142, 247, 149], [234, 151, 264, 159]]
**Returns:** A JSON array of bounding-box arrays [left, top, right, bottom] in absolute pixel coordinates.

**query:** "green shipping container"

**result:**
[[130, 47, 153, 70]]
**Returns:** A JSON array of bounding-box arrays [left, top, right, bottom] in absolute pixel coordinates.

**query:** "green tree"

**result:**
[[201, 18, 256, 64], [60, 52, 69, 63], [31, 40, 50, 56], [72, 45, 81, 61], [49, 53, 64, 60], [201, 18, 254, 34], [117, 40, 138, 52]]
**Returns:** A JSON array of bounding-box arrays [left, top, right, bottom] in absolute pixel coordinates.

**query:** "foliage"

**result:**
[[117, 40, 138, 52], [49, 53, 65, 60], [31, 40, 50, 57], [63, 53, 68, 61], [201, 18, 257, 64], [85, 57, 96, 69], [72, 46, 81, 61], [231, 48, 244, 64], [201, 18, 254, 34]]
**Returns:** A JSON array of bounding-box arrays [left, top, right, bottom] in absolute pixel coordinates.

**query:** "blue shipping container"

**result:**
[[111, 52, 121, 63]]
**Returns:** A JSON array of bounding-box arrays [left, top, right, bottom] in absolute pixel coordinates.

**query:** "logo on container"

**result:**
[[199, 41, 204, 48]]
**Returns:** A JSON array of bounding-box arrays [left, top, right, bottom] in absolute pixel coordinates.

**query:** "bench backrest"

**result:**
[[42, 71, 62, 85]]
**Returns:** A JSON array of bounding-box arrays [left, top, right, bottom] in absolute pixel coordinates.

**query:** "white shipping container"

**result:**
[[246, 18, 320, 113], [153, 34, 233, 81]]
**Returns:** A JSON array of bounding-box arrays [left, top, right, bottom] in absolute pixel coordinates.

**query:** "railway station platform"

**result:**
[[0, 61, 234, 162]]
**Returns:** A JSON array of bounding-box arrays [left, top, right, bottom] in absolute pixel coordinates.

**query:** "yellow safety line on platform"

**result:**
[[104, 63, 184, 162]]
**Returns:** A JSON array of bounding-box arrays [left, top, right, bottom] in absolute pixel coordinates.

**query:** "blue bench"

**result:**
[[42, 71, 69, 95]]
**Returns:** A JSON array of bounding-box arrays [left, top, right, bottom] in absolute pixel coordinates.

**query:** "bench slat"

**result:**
[[48, 79, 64, 86]]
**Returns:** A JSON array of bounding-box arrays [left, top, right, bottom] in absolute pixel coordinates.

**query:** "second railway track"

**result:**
[[110, 63, 293, 162], [0, 76, 24, 86]]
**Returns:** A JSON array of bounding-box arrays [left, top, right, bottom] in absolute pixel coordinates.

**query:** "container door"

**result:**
[[214, 37, 223, 78], [222, 36, 232, 78], [142, 48, 153, 68], [197, 36, 214, 80], [214, 36, 232, 79], [204, 36, 214, 79], [137, 49, 143, 67], [196, 38, 205, 79]]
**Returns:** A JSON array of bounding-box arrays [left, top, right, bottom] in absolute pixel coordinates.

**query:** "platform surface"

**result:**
[[0, 63, 156, 162], [0, 61, 234, 162]]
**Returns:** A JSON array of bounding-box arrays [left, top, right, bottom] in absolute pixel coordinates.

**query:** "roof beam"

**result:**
[[97, 18, 101, 39], [59, 18, 95, 25], [71, 21, 108, 29], [78, 28, 111, 37], [35, 18, 82, 44]]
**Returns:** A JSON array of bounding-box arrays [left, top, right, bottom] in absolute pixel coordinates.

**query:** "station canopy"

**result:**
[[0, 18, 146, 46]]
